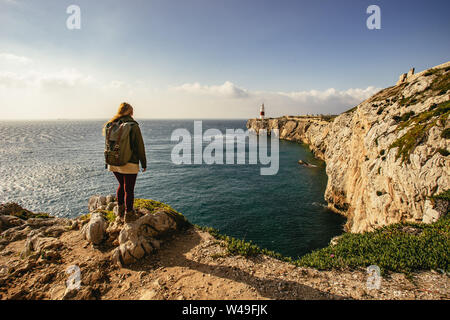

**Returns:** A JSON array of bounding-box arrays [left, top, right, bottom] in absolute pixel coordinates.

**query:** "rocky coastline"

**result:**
[[247, 61, 450, 233], [0, 199, 448, 300], [0, 63, 449, 300]]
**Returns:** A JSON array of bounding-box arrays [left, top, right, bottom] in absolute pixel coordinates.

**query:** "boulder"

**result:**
[[422, 199, 447, 224], [106, 195, 116, 203], [298, 160, 317, 167], [112, 208, 181, 266], [24, 229, 64, 255], [106, 202, 116, 211], [88, 195, 111, 212], [99, 196, 107, 206], [0, 215, 25, 231], [81, 212, 106, 245]]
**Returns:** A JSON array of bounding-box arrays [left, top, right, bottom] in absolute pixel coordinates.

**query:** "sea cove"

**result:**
[[0, 119, 345, 258]]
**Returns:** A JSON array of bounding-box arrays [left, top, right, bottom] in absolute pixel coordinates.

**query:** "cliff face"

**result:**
[[247, 62, 450, 233]]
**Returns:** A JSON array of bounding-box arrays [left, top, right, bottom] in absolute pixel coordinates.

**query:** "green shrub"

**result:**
[[298, 215, 450, 274], [390, 100, 450, 163], [195, 225, 291, 261], [431, 189, 450, 202], [442, 128, 450, 139], [428, 103, 438, 111], [197, 214, 450, 275], [134, 198, 190, 229], [0, 202, 50, 220]]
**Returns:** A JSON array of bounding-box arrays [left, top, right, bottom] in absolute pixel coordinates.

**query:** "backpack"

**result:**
[[104, 119, 136, 167]]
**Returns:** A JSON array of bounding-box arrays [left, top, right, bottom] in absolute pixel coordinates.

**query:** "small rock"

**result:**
[[49, 284, 66, 300], [139, 290, 157, 300], [81, 212, 106, 245]]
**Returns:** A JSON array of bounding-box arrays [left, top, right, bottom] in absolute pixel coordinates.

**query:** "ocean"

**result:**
[[0, 119, 345, 258]]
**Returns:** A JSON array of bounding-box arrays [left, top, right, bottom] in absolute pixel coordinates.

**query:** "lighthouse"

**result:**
[[260, 103, 265, 119]]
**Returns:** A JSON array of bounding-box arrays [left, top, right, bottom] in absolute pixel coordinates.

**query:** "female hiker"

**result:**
[[103, 102, 147, 223]]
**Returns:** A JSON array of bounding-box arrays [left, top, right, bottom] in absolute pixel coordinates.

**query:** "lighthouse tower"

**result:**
[[260, 103, 265, 119]]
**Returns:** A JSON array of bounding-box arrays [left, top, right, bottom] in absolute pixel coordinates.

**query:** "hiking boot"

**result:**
[[115, 204, 125, 222], [124, 210, 139, 223]]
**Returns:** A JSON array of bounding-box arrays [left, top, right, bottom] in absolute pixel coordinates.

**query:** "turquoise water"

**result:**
[[0, 119, 345, 257]]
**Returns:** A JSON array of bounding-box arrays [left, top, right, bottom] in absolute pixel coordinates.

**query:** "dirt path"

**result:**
[[0, 227, 448, 300]]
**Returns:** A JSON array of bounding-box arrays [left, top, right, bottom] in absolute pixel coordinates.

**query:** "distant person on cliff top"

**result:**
[[103, 102, 147, 223]]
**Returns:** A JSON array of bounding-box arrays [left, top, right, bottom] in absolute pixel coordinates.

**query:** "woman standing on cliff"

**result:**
[[103, 102, 147, 223]]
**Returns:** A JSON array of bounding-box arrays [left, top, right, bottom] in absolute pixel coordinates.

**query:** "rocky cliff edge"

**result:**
[[247, 61, 450, 233]]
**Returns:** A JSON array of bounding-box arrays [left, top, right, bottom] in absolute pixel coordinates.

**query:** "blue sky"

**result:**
[[1, 0, 449, 119]]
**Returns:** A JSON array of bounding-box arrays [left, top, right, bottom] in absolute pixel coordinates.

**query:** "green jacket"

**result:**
[[117, 115, 147, 169]]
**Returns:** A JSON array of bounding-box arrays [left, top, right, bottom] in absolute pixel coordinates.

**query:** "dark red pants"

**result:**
[[113, 172, 137, 212]]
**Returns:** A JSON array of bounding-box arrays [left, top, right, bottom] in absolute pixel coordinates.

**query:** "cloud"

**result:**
[[0, 68, 95, 89], [0, 53, 381, 118], [272, 86, 380, 108], [172, 81, 249, 98], [0, 53, 32, 65], [169, 80, 380, 114]]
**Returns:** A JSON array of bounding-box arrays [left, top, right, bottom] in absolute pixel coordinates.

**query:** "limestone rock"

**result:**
[[81, 212, 106, 245], [25, 229, 64, 255], [139, 289, 158, 300], [422, 200, 447, 223], [247, 61, 450, 233], [112, 208, 181, 266], [88, 195, 118, 213], [106, 195, 115, 203], [298, 160, 317, 167], [0, 215, 25, 231]]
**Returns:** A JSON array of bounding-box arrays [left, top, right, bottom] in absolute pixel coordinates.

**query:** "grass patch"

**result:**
[[78, 199, 190, 228], [197, 216, 450, 276], [0, 202, 50, 220], [424, 69, 439, 77], [134, 198, 190, 229], [424, 68, 450, 95], [393, 111, 415, 123], [297, 215, 450, 274], [431, 189, 450, 202], [195, 225, 293, 262], [398, 96, 417, 107], [389, 100, 450, 163], [442, 128, 450, 139], [79, 210, 116, 223]]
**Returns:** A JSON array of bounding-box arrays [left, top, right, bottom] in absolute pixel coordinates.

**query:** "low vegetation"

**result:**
[[134, 198, 190, 228], [389, 100, 450, 163], [0, 202, 50, 220], [197, 214, 450, 275], [298, 215, 449, 275], [431, 189, 450, 202], [78, 199, 189, 226], [437, 148, 449, 156], [195, 225, 293, 262], [442, 128, 450, 139]]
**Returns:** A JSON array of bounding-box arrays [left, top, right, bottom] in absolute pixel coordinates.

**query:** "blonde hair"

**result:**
[[103, 102, 133, 135], [109, 102, 133, 123]]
